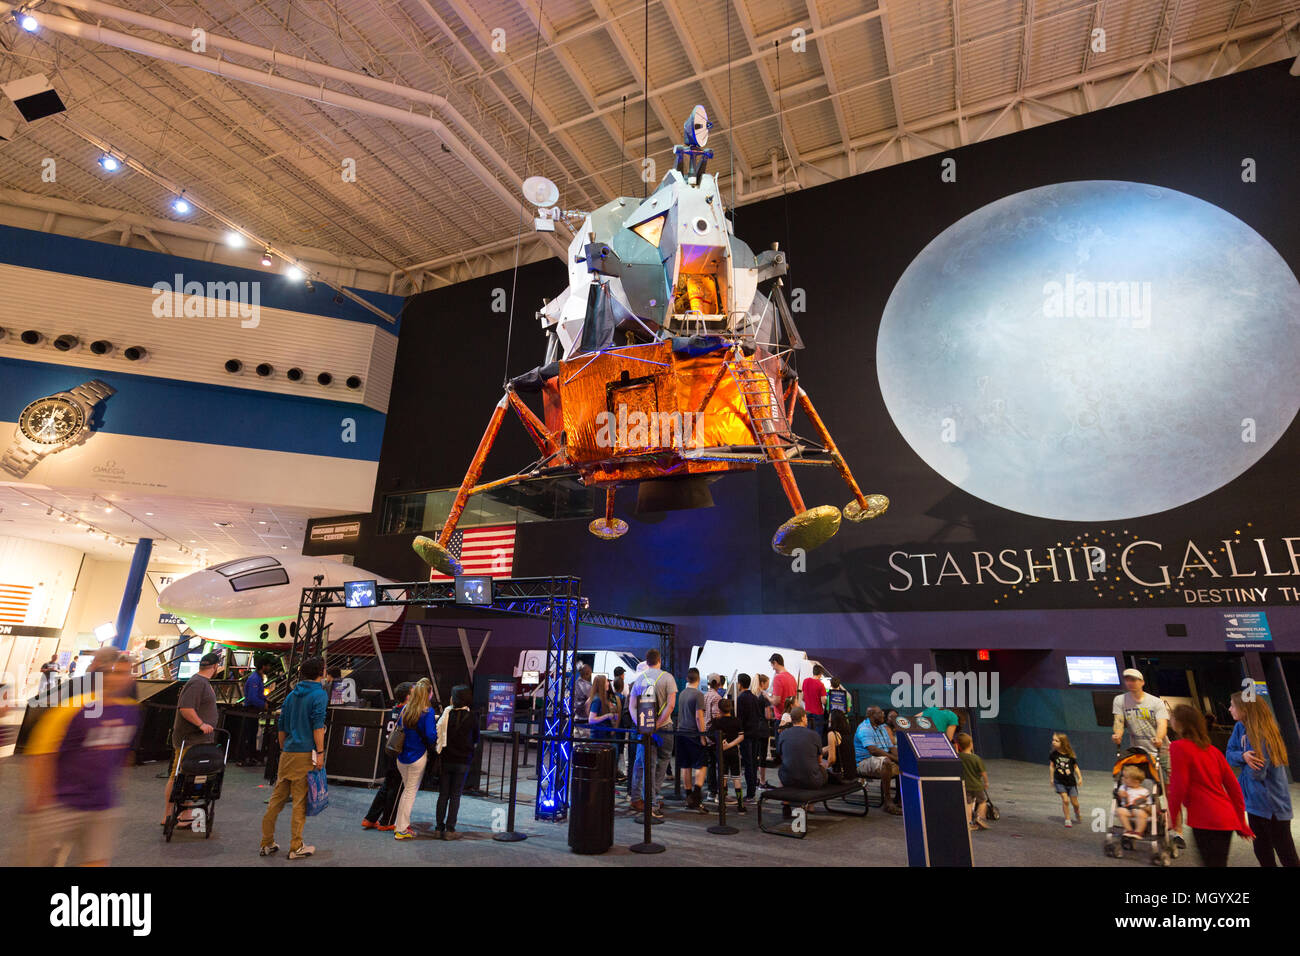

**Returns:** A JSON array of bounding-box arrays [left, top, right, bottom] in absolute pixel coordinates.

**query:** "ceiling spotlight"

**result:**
[[172, 195, 191, 215], [225, 231, 245, 248], [103, 504, 113, 513], [255, 363, 273, 377], [97, 154, 120, 172], [90, 339, 112, 355], [260, 249, 273, 267], [285, 265, 303, 282], [123, 345, 147, 361], [57, 513, 66, 522], [316, 371, 333, 387], [19, 13, 38, 32], [224, 359, 242, 374], [20, 329, 42, 345], [303, 279, 315, 293], [346, 375, 362, 390], [286, 367, 303, 382], [53, 334, 79, 351]]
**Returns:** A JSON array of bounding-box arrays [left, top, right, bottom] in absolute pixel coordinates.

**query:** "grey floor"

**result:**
[[1, 748, 1293, 867]]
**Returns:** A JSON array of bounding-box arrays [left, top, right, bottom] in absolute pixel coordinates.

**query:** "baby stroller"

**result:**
[[164, 728, 230, 842], [1103, 747, 1181, 866]]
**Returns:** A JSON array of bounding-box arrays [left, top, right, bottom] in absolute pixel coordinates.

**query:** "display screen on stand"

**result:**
[[344, 580, 377, 608]]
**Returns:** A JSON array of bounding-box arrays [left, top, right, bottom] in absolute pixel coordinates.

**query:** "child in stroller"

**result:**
[[1104, 747, 1181, 866], [1115, 765, 1151, 836]]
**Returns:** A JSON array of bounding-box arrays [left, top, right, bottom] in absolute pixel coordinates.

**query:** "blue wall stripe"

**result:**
[[0, 356, 382, 461], [0, 223, 404, 331]]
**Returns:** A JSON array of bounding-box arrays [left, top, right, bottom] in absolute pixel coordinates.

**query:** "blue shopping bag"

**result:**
[[306, 767, 329, 816]]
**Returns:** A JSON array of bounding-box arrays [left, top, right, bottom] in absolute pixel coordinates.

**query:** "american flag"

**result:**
[[429, 525, 516, 581], [0, 583, 33, 624]]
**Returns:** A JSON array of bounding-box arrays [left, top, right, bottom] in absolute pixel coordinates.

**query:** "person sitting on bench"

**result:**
[[777, 707, 826, 790], [855, 706, 902, 815]]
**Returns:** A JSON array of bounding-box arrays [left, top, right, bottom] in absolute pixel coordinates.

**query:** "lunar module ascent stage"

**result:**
[[414, 107, 888, 577]]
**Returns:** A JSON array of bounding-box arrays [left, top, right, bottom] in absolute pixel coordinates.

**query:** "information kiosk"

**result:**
[[895, 715, 973, 867]]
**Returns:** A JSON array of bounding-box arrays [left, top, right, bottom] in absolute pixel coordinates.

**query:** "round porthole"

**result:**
[[278, 622, 287, 639], [693, 216, 709, 235]]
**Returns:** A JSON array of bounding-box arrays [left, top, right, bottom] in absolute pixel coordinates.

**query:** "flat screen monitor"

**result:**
[[521, 670, 540, 686], [344, 579, 377, 608], [177, 661, 199, 679], [1066, 655, 1121, 686], [455, 575, 493, 606]]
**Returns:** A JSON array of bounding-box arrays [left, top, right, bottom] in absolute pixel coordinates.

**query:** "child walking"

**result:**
[[956, 732, 991, 831], [1050, 732, 1083, 827]]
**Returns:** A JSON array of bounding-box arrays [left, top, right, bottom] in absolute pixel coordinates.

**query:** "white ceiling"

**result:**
[[0, 0, 1295, 569], [0, 481, 323, 566], [0, 1, 1294, 293]]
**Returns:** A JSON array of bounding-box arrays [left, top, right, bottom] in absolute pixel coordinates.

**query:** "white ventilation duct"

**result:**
[[3, 0, 569, 258]]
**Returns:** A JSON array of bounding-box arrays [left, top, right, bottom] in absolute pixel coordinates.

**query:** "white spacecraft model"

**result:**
[[158, 554, 403, 647]]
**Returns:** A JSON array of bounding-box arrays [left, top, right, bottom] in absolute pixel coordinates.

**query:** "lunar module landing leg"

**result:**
[[724, 348, 888, 556], [412, 389, 567, 577]]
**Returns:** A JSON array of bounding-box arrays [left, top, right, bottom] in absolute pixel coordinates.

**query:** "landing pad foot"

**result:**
[[588, 518, 629, 540], [771, 505, 841, 555], [412, 536, 462, 576], [844, 494, 890, 522]]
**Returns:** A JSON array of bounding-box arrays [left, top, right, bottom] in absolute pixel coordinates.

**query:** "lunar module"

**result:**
[[413, 107, 887, 577]]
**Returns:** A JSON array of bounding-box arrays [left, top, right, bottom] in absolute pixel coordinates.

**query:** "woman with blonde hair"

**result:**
[[393, 678, 438, 841], [1227, 692, 1297, 866]]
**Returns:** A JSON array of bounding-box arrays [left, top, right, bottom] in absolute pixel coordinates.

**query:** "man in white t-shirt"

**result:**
[[1112, 668, 1169, 780]]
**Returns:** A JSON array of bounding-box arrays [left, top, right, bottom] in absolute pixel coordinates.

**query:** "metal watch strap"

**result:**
[[68, 380, 116, 405], [0, 442, 43, 478]]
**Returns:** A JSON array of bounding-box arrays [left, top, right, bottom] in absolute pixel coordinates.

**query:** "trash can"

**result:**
[[568, 743, 615, 854]]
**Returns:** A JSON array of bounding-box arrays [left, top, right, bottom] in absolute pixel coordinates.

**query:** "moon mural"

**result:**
[[876, 180, 1300, 522]]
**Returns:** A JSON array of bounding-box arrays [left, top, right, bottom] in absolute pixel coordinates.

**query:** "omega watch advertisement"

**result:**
[[1, 380, 116, 479]]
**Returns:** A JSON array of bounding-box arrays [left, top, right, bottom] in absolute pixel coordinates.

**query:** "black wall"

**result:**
[[358, 62, 1300, 623]]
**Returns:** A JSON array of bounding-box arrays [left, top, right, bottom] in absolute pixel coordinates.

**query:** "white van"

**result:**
[[688, 641, 829, 697]]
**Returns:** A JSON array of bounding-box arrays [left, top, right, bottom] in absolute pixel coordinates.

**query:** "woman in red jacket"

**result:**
[[1166, 705, 1254, 866]]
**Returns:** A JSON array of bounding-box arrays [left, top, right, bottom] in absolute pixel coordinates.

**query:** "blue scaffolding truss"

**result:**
[[536, 580, 580, 820], [285, 575, 674, 821]]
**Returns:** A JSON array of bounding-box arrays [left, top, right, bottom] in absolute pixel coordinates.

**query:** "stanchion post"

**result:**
[[629, 732, 664, 854], [493, 729, 527, 843], [708, 725, 738, 835]]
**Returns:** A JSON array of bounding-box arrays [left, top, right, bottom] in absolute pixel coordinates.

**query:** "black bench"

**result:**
[[757, 778, 869, 838]]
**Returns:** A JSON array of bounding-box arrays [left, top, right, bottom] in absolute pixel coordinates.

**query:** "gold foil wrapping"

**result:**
[[556, 344, 774, 486]]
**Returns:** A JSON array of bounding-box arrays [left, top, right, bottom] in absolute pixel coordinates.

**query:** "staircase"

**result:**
[[727, 351, 795, 460]]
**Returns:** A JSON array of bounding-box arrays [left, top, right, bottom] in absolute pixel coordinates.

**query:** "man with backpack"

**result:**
[[362, 682, 412, 832]]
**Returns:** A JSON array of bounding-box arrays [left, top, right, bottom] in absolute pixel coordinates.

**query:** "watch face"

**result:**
[[19, 396, 85, 445]]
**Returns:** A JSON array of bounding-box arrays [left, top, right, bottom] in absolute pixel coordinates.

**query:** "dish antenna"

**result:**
[[684, 104, 710, 148], [522, 175, 560, 209]]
